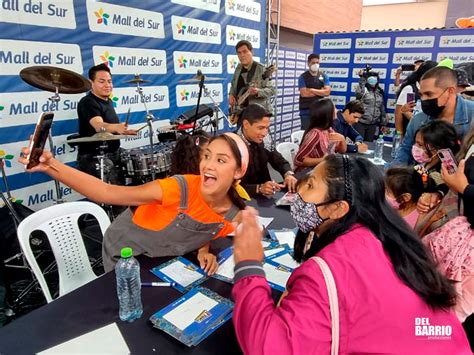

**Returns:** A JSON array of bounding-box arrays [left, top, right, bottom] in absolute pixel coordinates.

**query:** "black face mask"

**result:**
[[421, 89, 448, 118]]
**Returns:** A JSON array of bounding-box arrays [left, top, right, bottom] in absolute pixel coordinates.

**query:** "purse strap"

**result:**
[[311, 256, 340, 355]]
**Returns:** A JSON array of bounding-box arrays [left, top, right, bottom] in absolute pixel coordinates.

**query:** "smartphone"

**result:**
[[328, 141, 337, 154], [401, 64, 415, 71], [26, 112, 54, 169], [406, 92, 415, 103], [438, 148, 457, 174]]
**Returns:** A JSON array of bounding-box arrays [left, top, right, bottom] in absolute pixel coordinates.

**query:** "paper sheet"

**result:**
[[163, 292, 218, 331], [38, 323, 129, 354], [271, 253, 300, 269], [264, 246, 286, 257], [273, 230, 295, 247], [263, 263, 292, 289], [160, 260, 203, 287], [215, 255, 235, 280], [258, 216, 274, 229]]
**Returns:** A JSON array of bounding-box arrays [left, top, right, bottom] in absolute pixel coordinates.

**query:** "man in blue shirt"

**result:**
[[333, 100, 368, 153], [393, 66, 474, 166], [298, 54, 331, 130]]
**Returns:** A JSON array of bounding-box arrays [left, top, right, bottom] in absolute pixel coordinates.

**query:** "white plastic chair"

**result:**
[[16, 201, 111, 303], [291, 130, 305, 145], [276, 142, 299, 170]]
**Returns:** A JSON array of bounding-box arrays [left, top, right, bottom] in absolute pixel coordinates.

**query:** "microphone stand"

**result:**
[[192, 71, 205, 136], [135, 78, 157, 181], [203, 86, 231, 136]]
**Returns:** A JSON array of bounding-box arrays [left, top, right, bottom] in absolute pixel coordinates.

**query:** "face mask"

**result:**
[[411, 144, 431, 164], [310, 63, 319, 72], [386, 196, 400, 210], [367, 76, 378, 86], [421, 89, 448, 118], [290, 193, 333, 233]]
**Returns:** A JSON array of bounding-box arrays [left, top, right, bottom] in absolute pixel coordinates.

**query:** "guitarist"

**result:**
[[229, 40, 276, 125], [298, 53, 331, 130]]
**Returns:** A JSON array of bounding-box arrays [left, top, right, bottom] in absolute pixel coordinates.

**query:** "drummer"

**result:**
[[76, 63, 136, 184]]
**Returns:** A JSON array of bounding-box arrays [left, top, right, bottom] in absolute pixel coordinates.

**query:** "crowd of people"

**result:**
[[16, 41, 474, 351]]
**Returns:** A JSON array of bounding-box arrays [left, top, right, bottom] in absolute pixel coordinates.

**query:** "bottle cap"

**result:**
[[121, 247, 133, 258]]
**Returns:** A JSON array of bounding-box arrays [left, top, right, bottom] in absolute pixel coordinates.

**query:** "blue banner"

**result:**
[[314, 28, 474, 139], [0, 0, 266, 209]]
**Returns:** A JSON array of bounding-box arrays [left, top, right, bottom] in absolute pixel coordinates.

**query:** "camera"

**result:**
[[364, 64, 373, 73], [360, 64, 378, 78]]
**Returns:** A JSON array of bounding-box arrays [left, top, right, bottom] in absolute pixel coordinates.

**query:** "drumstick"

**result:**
[[124, 108, 131, 126], [136, 124, 148, 132]]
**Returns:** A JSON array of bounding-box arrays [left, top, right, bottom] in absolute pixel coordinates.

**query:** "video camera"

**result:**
[[360, 64, 379, 78]]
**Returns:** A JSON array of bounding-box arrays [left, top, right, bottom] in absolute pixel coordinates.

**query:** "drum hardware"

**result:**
[[20, 66, 91, 204], [66, 132, 132, 143], [127, 74, 159, 180]]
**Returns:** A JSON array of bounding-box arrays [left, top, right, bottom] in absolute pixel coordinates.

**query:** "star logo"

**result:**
[[0, 150, 14, 168], [109, 93, 119, 107], [357, 40, 364, 47], [397, 39, 404, 46], [227, 0, 235, 10], [100, 51, 115, 68], [177, 20, 187, 34], [0, 104, 4, 118], [178, 55, 188, 68], [180, 89, 190, 101], [94, 8, 110, 26], [229, 30, 236, 41], [229, 58, 238, 70]]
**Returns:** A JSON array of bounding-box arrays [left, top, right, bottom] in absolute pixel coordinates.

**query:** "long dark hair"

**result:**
[[302, 99, 335, 142], [385, 167, 425, 207], [170, 130, 210, 176], [294, 155, 456, 309], [418, 120, 460, 158], [208, 135, 246, 210]]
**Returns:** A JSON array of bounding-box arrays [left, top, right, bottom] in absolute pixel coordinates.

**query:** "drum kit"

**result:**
[[3, 66, 233, 201]]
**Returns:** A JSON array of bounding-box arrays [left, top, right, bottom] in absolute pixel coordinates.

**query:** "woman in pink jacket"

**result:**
[[232, 154, 471, 354]]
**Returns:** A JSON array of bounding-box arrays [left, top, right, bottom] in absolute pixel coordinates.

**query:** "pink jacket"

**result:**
[[232, 225, 470, 354]]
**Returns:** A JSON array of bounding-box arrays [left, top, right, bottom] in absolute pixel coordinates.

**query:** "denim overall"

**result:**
[[102, 175, 239, 272]]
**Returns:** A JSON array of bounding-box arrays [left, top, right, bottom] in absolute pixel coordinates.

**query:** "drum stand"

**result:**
[[203, 85, 232, 135], [95, 141, 115, 221], [134, 78, 158, 181], [47, 89, 64, 203]]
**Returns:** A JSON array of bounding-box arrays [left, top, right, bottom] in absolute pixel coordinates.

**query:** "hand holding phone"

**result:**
[[26, 112, 54, 169], [438, 148, 457, 175], [406, 92, 415, 103]]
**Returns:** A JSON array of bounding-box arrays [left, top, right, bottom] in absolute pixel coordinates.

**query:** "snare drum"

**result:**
[[121, 143, 175, 178]]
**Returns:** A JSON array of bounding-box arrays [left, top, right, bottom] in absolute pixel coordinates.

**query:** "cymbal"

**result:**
[[67, 132, 132, 143], [20, 66, 91, 94], [178, 76, 226, 83], [124, 76, 151, 84]]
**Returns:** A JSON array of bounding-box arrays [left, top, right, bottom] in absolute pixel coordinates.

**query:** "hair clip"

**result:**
[[195, 137, 200, 146]]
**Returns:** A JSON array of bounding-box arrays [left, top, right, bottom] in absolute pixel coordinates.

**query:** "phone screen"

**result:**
[[438, 148, 457, 175], [26, 112, 54, 169], [406, 92, 415, 103], [401, 64, 415, 71]]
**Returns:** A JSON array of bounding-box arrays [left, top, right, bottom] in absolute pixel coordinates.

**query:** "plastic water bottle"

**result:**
[[391, 131, 401, 158], [374, 135, 384, 164], [116, 247, 143, 322]]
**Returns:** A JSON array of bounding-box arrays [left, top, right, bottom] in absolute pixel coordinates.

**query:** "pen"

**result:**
[[142, 282, 176, 287]]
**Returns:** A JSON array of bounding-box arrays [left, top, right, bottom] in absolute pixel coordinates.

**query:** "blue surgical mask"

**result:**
[[367, 76, 378, 87], [290, 193, 334, 233]]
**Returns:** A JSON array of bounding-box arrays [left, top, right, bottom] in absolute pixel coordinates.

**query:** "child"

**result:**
[[385, 166, 425, 229]]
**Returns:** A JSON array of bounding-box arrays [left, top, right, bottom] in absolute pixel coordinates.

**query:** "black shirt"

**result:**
[[77, 92, 120, 155], [236, 66, 249, 98], [463, 156, 474, 226], [237, 132, 292, 196]]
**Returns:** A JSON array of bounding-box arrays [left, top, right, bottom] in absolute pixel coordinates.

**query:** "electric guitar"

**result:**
[[229, 64, 276, 125]]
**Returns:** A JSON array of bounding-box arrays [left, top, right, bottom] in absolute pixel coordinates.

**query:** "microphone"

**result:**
[[196, 69, 205, 81]]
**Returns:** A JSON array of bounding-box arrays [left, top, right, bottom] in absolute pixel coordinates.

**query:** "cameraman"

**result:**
[[354, 67, 387, 142]]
